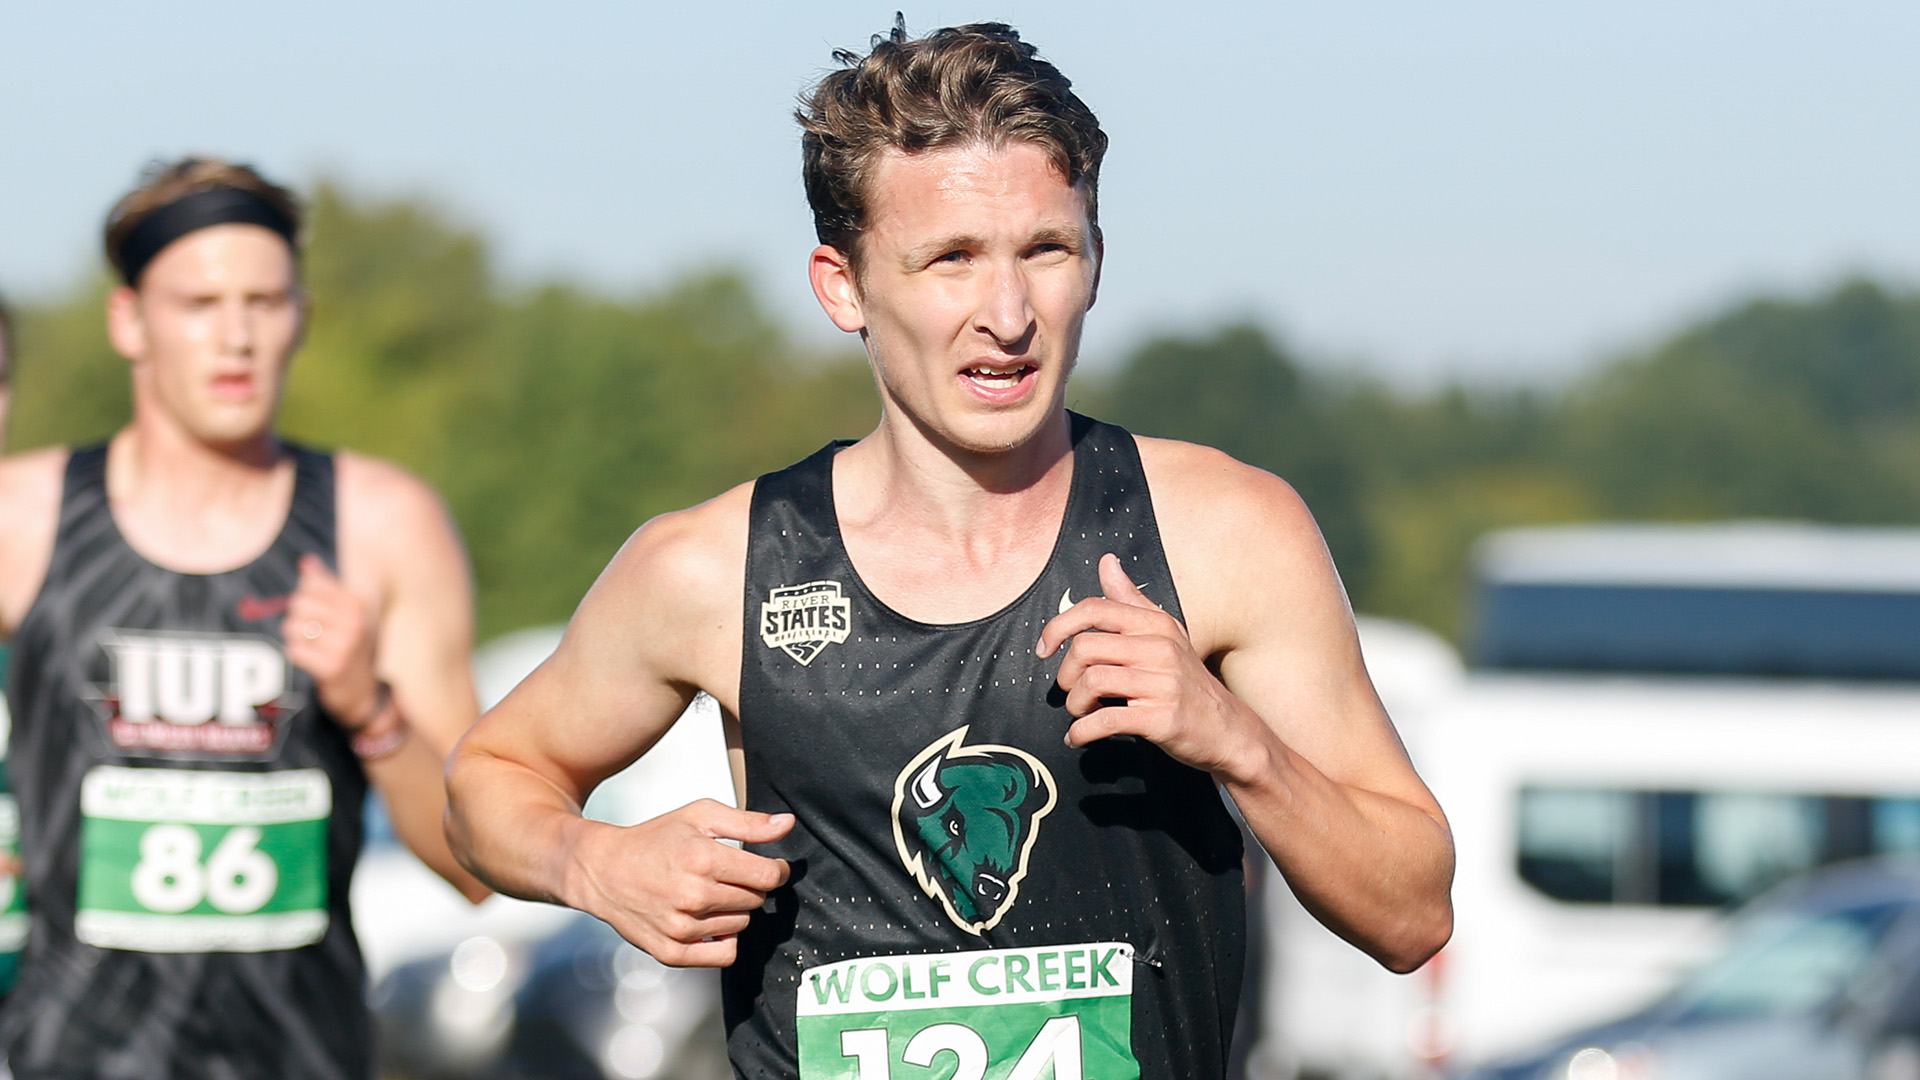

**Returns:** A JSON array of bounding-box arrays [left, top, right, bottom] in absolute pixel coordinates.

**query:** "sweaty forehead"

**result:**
[[865, 142, 1087, 237]]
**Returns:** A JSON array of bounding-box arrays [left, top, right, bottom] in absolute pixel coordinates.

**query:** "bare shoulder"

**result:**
[[561, 479, 755, 705], [333, 450, 454, 540], [1134, 436, 1328, 563], [1133, 435, 1348, 653], [0, 448, 73, 631], [330, 450, 467, 601], [594, 479, 754, 612], [0, 447, 71, 509]]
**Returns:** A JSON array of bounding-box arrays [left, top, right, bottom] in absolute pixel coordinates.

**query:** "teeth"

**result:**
[[965, 366, 1028, 388]]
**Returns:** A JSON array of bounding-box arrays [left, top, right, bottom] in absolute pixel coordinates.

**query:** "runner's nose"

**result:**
[[974, 263, 1034, 347]]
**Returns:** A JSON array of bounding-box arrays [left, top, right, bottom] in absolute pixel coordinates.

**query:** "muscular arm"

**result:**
[[1040, 439, 1453, 973], [446, 485, 793, 967]]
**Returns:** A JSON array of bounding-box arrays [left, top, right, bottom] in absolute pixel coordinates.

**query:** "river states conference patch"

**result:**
[[761, 580, 853, 666]]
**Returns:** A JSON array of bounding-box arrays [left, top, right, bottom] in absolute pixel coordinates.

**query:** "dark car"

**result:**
[[1455, 858, 1920, 1080], [372, 910, 731, 1080]]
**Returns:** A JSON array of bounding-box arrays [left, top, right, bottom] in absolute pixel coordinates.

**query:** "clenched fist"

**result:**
[[281, 555, 383, 729]]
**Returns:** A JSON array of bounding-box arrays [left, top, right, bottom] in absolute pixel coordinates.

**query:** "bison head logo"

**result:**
[[891, 727, 1057, 935]]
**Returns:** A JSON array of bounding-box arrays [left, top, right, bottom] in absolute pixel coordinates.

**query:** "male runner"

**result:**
[[0, 158, 486, 1079], [449, 21, 1453, 1080], [0, 292, 20, 994]]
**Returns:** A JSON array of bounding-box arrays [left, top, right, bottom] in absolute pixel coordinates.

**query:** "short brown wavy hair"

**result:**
[[797, 18, 1108, 266], [103, 157, 302, 283]]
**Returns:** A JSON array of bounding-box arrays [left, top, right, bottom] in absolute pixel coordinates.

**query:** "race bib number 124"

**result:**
[[797, 942, 1139, 1080]]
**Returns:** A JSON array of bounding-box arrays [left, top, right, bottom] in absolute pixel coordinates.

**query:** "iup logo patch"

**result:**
[[88, 630, 302, 757], [759, 580, 852, 666], [891, 726, 1057, 935]]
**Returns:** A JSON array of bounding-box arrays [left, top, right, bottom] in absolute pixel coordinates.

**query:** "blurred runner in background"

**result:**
[[0, 159, 487, 1080], [451, 19, 1454, 1080], [0, 292, 12, 446], [0, 293, 21, 999]]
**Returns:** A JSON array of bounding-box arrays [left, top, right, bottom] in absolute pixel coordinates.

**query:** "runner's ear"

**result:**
[[105, 286, 147, 365], [809, 244, 865, 333], [1086, 229, 1103, 312]]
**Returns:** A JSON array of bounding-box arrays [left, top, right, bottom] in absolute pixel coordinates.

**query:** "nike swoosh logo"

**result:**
[[236, 594, 290, 621]]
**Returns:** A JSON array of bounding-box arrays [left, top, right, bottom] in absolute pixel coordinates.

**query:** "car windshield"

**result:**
[[1667, 899, 1911, 1018]]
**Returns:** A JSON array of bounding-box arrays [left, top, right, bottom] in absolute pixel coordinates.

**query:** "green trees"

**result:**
[[1093, 282, 1920, 636], [8, 184, 1917, 641], [1557, 280, 1920, 522], [6, 277, 126, 453]]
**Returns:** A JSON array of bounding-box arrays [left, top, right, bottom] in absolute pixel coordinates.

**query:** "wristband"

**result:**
[[346, 682, 409, 760], [344, 681, 393, 734], [350, 722, 408, 761]]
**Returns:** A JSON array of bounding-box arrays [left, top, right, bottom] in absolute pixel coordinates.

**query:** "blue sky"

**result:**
[[4, 1, 1916, 384]]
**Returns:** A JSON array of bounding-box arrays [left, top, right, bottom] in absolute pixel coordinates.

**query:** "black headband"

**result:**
[[115, 187, 299, 287]]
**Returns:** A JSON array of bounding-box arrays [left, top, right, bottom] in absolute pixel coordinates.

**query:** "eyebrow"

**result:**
[[899, 226, 1087, 270], [901, 233, 988, 270], [162, 284, 295, 301], [1027, 225, 1084, 250]]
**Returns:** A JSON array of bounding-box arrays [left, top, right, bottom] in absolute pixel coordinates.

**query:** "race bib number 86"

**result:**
[[77, 766, 331, 953], [797, 942, 1139, 1080]]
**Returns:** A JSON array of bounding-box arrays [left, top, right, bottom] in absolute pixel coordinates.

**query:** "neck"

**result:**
[[103, 414, 296, 576], [858, 408, 1073, 534], [830, 408, 1075, 624], [109, 408, 282, 507]]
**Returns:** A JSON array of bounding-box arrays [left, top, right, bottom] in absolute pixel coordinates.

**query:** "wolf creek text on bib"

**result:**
[[729, 415, 1247, 1079], [1, 445, 374, 1080]]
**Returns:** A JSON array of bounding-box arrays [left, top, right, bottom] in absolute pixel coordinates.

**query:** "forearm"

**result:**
[[445, 746, 613, 911], [1224, 733, 1454, 973], [363, 730, 489, 903]]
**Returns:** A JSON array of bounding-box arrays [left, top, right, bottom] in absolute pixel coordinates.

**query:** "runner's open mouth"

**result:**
[[962, 364, 1036, 389]]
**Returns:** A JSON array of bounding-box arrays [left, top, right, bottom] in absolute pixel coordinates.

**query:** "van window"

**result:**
[[1516, 789, 1633, 903], [1473, 583, 1920, 679], [1518, 787, 1915, 907]]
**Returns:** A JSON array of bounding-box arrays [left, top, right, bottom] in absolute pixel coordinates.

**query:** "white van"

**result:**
[[1253, 523, 1920, 1080]]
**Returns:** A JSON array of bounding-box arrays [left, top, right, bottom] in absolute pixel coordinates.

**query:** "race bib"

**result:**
[[0, 793, 24, 989], [797, 942, 1139, 1080], [77, 766, 330, 953]]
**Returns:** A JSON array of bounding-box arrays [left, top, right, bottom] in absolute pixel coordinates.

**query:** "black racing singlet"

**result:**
[[1, 445, 372, 1080], [727, 414, 1246, 1079]]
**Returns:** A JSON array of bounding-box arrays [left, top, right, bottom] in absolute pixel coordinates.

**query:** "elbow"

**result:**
[[438, 809, 496, 906], [1376, 812, 1456, 974], [441, 744, 490, 862], [1377, 897, 1453, 975], [441, 801, 481, 879]]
